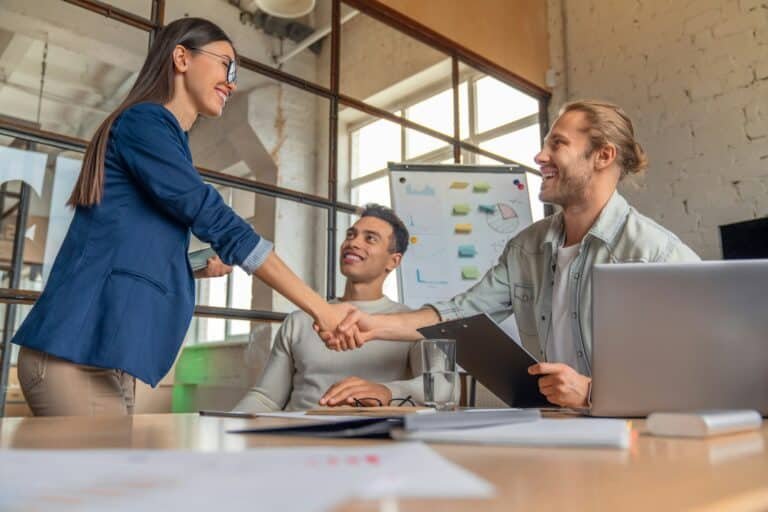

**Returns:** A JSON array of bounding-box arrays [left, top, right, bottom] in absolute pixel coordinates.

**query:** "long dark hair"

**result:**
[[68, 18, 233, 207]]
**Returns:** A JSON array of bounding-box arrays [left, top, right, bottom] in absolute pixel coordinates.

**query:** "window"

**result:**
[[0, 0, 549, 410], [347, 72, 545, 218]]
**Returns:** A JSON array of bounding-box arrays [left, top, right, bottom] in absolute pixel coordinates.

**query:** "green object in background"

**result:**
[[171, 342, 252, 413], [473, 182, 491, 193], [461, 266, 480, 280], [172, 345, 212, 412], [452, 204, 471, 215]]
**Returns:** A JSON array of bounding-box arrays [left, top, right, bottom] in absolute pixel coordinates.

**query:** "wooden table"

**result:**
[[2, 413, 767, 511]]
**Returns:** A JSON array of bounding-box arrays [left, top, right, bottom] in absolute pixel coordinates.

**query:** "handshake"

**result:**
[[313, 303, 382, 351]]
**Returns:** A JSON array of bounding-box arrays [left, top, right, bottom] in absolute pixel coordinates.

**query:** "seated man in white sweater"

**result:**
[[235, 204, 421, 411]]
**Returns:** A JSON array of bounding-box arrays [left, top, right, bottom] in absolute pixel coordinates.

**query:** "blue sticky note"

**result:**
[[478, 204, 495, 214], [458, 245, 477, 258]]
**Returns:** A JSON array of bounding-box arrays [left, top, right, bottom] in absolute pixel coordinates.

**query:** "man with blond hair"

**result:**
[[322, 100, 700, 409]]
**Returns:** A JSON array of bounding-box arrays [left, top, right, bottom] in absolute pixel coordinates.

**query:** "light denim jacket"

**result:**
[[429, 192, 700, 376]]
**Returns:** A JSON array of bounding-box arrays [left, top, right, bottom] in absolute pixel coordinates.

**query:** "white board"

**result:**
[[390, 163, 534, 309]]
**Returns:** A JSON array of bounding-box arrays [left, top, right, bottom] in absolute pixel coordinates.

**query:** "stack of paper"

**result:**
[[393, 418, 631, 449], [0, 444, 493, 511]]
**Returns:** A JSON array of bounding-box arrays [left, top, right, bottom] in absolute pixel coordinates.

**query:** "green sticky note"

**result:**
[[458, 245, 477, 258], [452, 204, 471, 215], [461, 266, 480, 280], [478, 204, 495, 214], [473, 182, 491, 193]]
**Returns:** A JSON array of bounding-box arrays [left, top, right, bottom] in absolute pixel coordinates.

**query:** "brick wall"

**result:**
[[547, 0, 767, 258]]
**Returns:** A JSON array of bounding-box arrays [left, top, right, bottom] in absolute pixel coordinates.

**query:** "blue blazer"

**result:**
[[12, 103, 265, 386]]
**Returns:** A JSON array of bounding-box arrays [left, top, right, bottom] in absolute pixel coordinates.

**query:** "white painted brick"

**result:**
[[746, 119, 768, 139], [684, 9, 721, 35], [739, 0, 764, 12], [690, 0, 733, 13], [686, 78, 723, 99], [757, 61, 768, 80], [692, 29, 715, 50], [756, 24, 768, 45], [723, 66, 756, 92], [549, 0, 768, 257], [732, 178, 768, 204], [745, 102, 766, 124], [703, 30, 758, 61], [713, 10, 765, 38]]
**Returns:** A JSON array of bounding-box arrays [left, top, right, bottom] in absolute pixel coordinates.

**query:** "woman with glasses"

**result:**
[[12, 18, 352, 416]]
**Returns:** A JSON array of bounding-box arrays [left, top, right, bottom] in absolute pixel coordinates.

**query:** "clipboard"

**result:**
[[418, 313, 549, 408]]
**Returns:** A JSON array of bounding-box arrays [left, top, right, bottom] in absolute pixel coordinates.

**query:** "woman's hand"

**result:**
[[313, 303, 365, 351], [193, 256, 232, 279]]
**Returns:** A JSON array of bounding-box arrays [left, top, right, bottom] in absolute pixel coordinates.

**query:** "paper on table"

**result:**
[[0, 444, 493, 512], [253, 410, 364, 422], [393, 418, 632, 449]]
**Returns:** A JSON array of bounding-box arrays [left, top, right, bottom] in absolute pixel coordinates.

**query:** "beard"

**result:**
[[540, 167, 593, 208]]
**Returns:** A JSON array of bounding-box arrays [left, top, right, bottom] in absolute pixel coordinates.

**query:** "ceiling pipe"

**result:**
[[274, 9, 357, 66]]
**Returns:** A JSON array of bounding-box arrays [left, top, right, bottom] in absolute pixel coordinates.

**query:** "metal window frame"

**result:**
[[0, 0, 550, 414]]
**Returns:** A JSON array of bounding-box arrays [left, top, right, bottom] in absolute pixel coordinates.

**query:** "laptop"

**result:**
[[590, 260, 768, 417]]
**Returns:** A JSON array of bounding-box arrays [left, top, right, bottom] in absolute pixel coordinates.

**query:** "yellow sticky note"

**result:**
[[454, 223, 472, 234], [450, 181, 469, 189], [461, 266, 480, 280], [473, 182, 491, 193], [452, 204, 471, 215]]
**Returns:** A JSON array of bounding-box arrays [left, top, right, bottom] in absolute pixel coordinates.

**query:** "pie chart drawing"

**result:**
[[486, 202, 521, 233]]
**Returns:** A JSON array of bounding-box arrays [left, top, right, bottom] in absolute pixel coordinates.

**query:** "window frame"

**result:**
[[0, 0, 550, 385]]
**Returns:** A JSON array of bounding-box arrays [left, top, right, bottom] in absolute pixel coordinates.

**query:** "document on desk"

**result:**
[[393, 418, 632, 449], [0, 444, 493, 512]]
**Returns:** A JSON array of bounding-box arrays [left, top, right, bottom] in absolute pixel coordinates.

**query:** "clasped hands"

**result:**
[[313, 304, 377, 352]]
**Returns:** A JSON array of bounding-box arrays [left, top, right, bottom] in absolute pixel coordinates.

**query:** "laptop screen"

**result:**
[[720, 217, 768, 259]]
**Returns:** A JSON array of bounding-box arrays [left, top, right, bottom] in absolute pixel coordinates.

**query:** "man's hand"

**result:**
[[315, 308, 376, 352], [319, 377, 392, 407], [193, 256, 233, 279], [528, 362, 591, 408], [313, 303, 363, 351]]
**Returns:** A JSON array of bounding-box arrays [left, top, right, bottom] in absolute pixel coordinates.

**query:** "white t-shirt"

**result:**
[[545, 243, 585, 373]]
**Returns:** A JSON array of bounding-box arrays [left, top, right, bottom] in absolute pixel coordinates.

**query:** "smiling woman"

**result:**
[[10, 17, 352, 417]]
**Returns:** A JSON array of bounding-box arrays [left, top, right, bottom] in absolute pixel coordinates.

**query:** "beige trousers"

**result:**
[[17, 346, 136, 416]]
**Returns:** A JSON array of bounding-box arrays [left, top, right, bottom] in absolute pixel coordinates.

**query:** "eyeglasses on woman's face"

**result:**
[[187, 47, 237, 85]]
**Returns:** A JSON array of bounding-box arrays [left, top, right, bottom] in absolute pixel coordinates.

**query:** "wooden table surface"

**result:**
[[2, 413, 767, 511]]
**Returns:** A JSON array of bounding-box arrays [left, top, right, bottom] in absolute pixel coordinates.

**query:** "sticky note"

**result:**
[[458, 245, 477, 258], [452, 204, 470, 215], [461, 266, 480, 280], [478, 204, 495, 214], [473, 182, 491, 193], [450, 181, 469, 189], [454, 223, 472, 234]]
